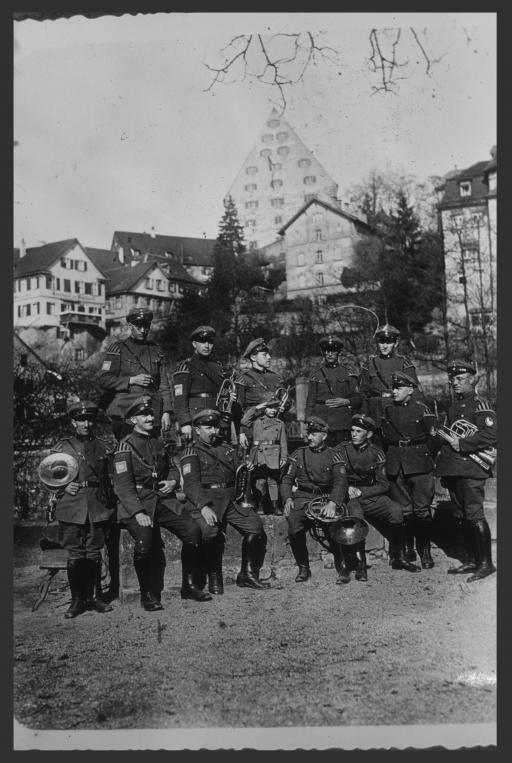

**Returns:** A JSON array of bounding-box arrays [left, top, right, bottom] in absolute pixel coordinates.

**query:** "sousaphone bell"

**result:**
[[38, 452, 79, 490], [304, 496, 369, 550]]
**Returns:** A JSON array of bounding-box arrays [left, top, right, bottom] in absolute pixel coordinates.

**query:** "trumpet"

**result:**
[[216, 371, 240, 420], [436, 419, 496, 471]]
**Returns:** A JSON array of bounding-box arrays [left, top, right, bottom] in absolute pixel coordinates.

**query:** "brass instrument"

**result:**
[[38, 452, 80, 524], [234, 444, 259, 510], [436, 419, 496, 471], [216, 371, 240, 421], [304, 496, 369, 550], [275, 385, 292, 417]]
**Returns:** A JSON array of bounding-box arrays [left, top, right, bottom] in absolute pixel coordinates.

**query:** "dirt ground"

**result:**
[[13, 540, 496, 736]]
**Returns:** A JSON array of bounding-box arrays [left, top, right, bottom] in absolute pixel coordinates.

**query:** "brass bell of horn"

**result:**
[[38, 453, 79, 489], [329, 515, 369, 546]]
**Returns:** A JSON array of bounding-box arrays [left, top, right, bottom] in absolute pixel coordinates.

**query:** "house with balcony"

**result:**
[[13, 239, 108, 362]]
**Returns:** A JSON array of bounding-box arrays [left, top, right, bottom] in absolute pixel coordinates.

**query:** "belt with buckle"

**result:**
[[135, 483, 153, 490], [191, 393, 212, 399], [79, 480, 101, 487], [296, 484, 332, 494], [396, 438, 426, 447], [200, 482, 234, 489], [257, 439, 278, 445]]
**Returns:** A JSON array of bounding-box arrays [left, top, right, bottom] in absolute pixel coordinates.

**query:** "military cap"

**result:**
[[351, 413, 377, 432], [192, 408, 221, 426], [447, 359, 476, 377], [125, 395, 154, 419], [318, 335, 344, 351], [190, 325, 216, 342], [127, 307, 153, 325], [68, 400, 99, 419], [242, 337, 270, 359], [306, 416, 329, 433], [374, 324, 400, 341], [391, 371, 418, 389]]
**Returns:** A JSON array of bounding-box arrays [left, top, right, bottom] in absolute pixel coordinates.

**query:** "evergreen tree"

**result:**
[[207, 195, 246, 330]]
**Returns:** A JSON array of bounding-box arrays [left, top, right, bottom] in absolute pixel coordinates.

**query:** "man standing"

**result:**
[[113, 395, 212, 610], [435, 360, 496, 582], [98, 307, 173, 441], [381, 372, 437, 570], [49, 400, 115, 618], [336, 413, 420, 578], [304, 335, 363, 446], [173, 325, 233, 442], [281, 416, 349, 585], [180, 409, 271, 592], [360, 324, 421, 439]]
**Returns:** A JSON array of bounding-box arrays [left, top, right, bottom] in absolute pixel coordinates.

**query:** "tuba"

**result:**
[[304, 496, 369, 550], [38, 453, 79, 490], [436, 419, 496, 471]]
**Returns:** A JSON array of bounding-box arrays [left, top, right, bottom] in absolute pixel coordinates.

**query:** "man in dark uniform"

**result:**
[[360, 324, 421, 444], [304, 335, 363, 446], [49, 400, 115, 618], [336, 413, 420, 578], [435, 360, 496, 582], [113, 395, 212, 611], [381, 372, 437, 570], [281, 416, 350, 584], [173, 325, 234, 443], [98, 307, 173, 441]]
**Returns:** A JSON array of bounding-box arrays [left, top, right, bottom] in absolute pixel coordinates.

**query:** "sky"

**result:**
[[13, 12, 496, 250]]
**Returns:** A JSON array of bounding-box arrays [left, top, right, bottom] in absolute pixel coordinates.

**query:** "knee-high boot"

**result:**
[[354, 541, 368, 581], [467, 519, 496, 582], [448, 520, 477, 574], [85, 558, 113, 613], [206, 535, 225, 595], [134, 554, 163, 611], [289, 531, 311, 582], [332, 542, 351, 584], [404, 515, 417, 562], [236, 533, 271, 589], [64, 559, 88, 619], [390, 524, 421, 572], [416, 520, 435, 569], [180, 543, 213, 601]]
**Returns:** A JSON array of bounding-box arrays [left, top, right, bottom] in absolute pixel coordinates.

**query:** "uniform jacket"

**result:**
[[381, 399, 437, 476], [173, 354, 226, 426], [51, 435, 114, 525], [240, 407, 287, 469], [113, 430, 182, 521], [305, 362, 363, 430], [435, 392, 497, 479], [98, 337, 172, 421], [280, 446, 347, 506], [236, 367, 286, 437], [179, 440, 247, 519], [360, 354, 420, 424], [336, 441, 389, 500]]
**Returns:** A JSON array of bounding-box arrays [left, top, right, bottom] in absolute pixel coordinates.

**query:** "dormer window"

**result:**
[[459, 181, 472, 197]]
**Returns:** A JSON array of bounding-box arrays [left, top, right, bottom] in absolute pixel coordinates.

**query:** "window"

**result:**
[[274, 216, 282, 225], [297, 252, 305, 267], [25, 278, 30, 291], [277, 131, 289, 141], [74, 349, 85, 361], [75, 260, 88, 272], [78, 305, 85, 313], [55, 278, 60, 290], [34, 276, 40, 289], [35, 302, 40, 314], [267, 118, 280, 127], [63, 279, 71, 292], [45, 276, 52, 289], [277, 146, 289, 156], [244, 183, 257, 191], [260, 149, 272, 158], [459, 181, 472, 197], [272, 162, 282, 171], [271, 197, 284, 208], [25, 304, 31, 317], [84, 282, 93, 295], [246, 219, 256, 228], [262, 134, 274, 143], [271, 179, 283, 189], [17, 306, 21, 317], [315, 228, 322, 241], [144, 278, 153, 289], [246, 166, 258, 175], [75, 281, 84, 294], [88, 307, 95, 313], [316, 250, 323, 264], [470, 309, 493, 328], [97, 283, 102, 296], [116, 299, 122, 309], [156, 279, 164, 292], [298, 158, 311, 168], [249, 241, 258, 251], [303, 175, 317, 185], [16, 280, 21, 292], [245, 200, 259, 209], [60, 258, 68, 268], [317, 272, 324, 285]]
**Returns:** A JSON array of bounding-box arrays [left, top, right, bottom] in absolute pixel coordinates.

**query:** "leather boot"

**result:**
[[416, 521, 435, 569], [64, 559, 88, 619], [404, 516, 417, 562], [207, 536, 224, 595], [134, 555, 163, 611], [272, 500, 284, 516], [448, 520, 477, 574], [391, 525, 421, 572], [354, 542, 368, 581], [236, 534, 271, 589], [181, 544, 213, 601], [289, 532, 311, 582], [86, 558, 113, 613], [467, 519, 496, 582], [332, 543, 351, 584]]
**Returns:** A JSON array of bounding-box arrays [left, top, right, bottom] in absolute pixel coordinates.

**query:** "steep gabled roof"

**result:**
[[106, 259, 200, 295], [278, 197, 374, 237], [111, 231, 215, 267], [438, 160, 491, 207], [85, 247, 122, 274], [13, 239, 78, 278]]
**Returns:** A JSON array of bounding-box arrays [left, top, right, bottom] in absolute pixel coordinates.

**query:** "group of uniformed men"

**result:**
[[48, 307, 497, 618]]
